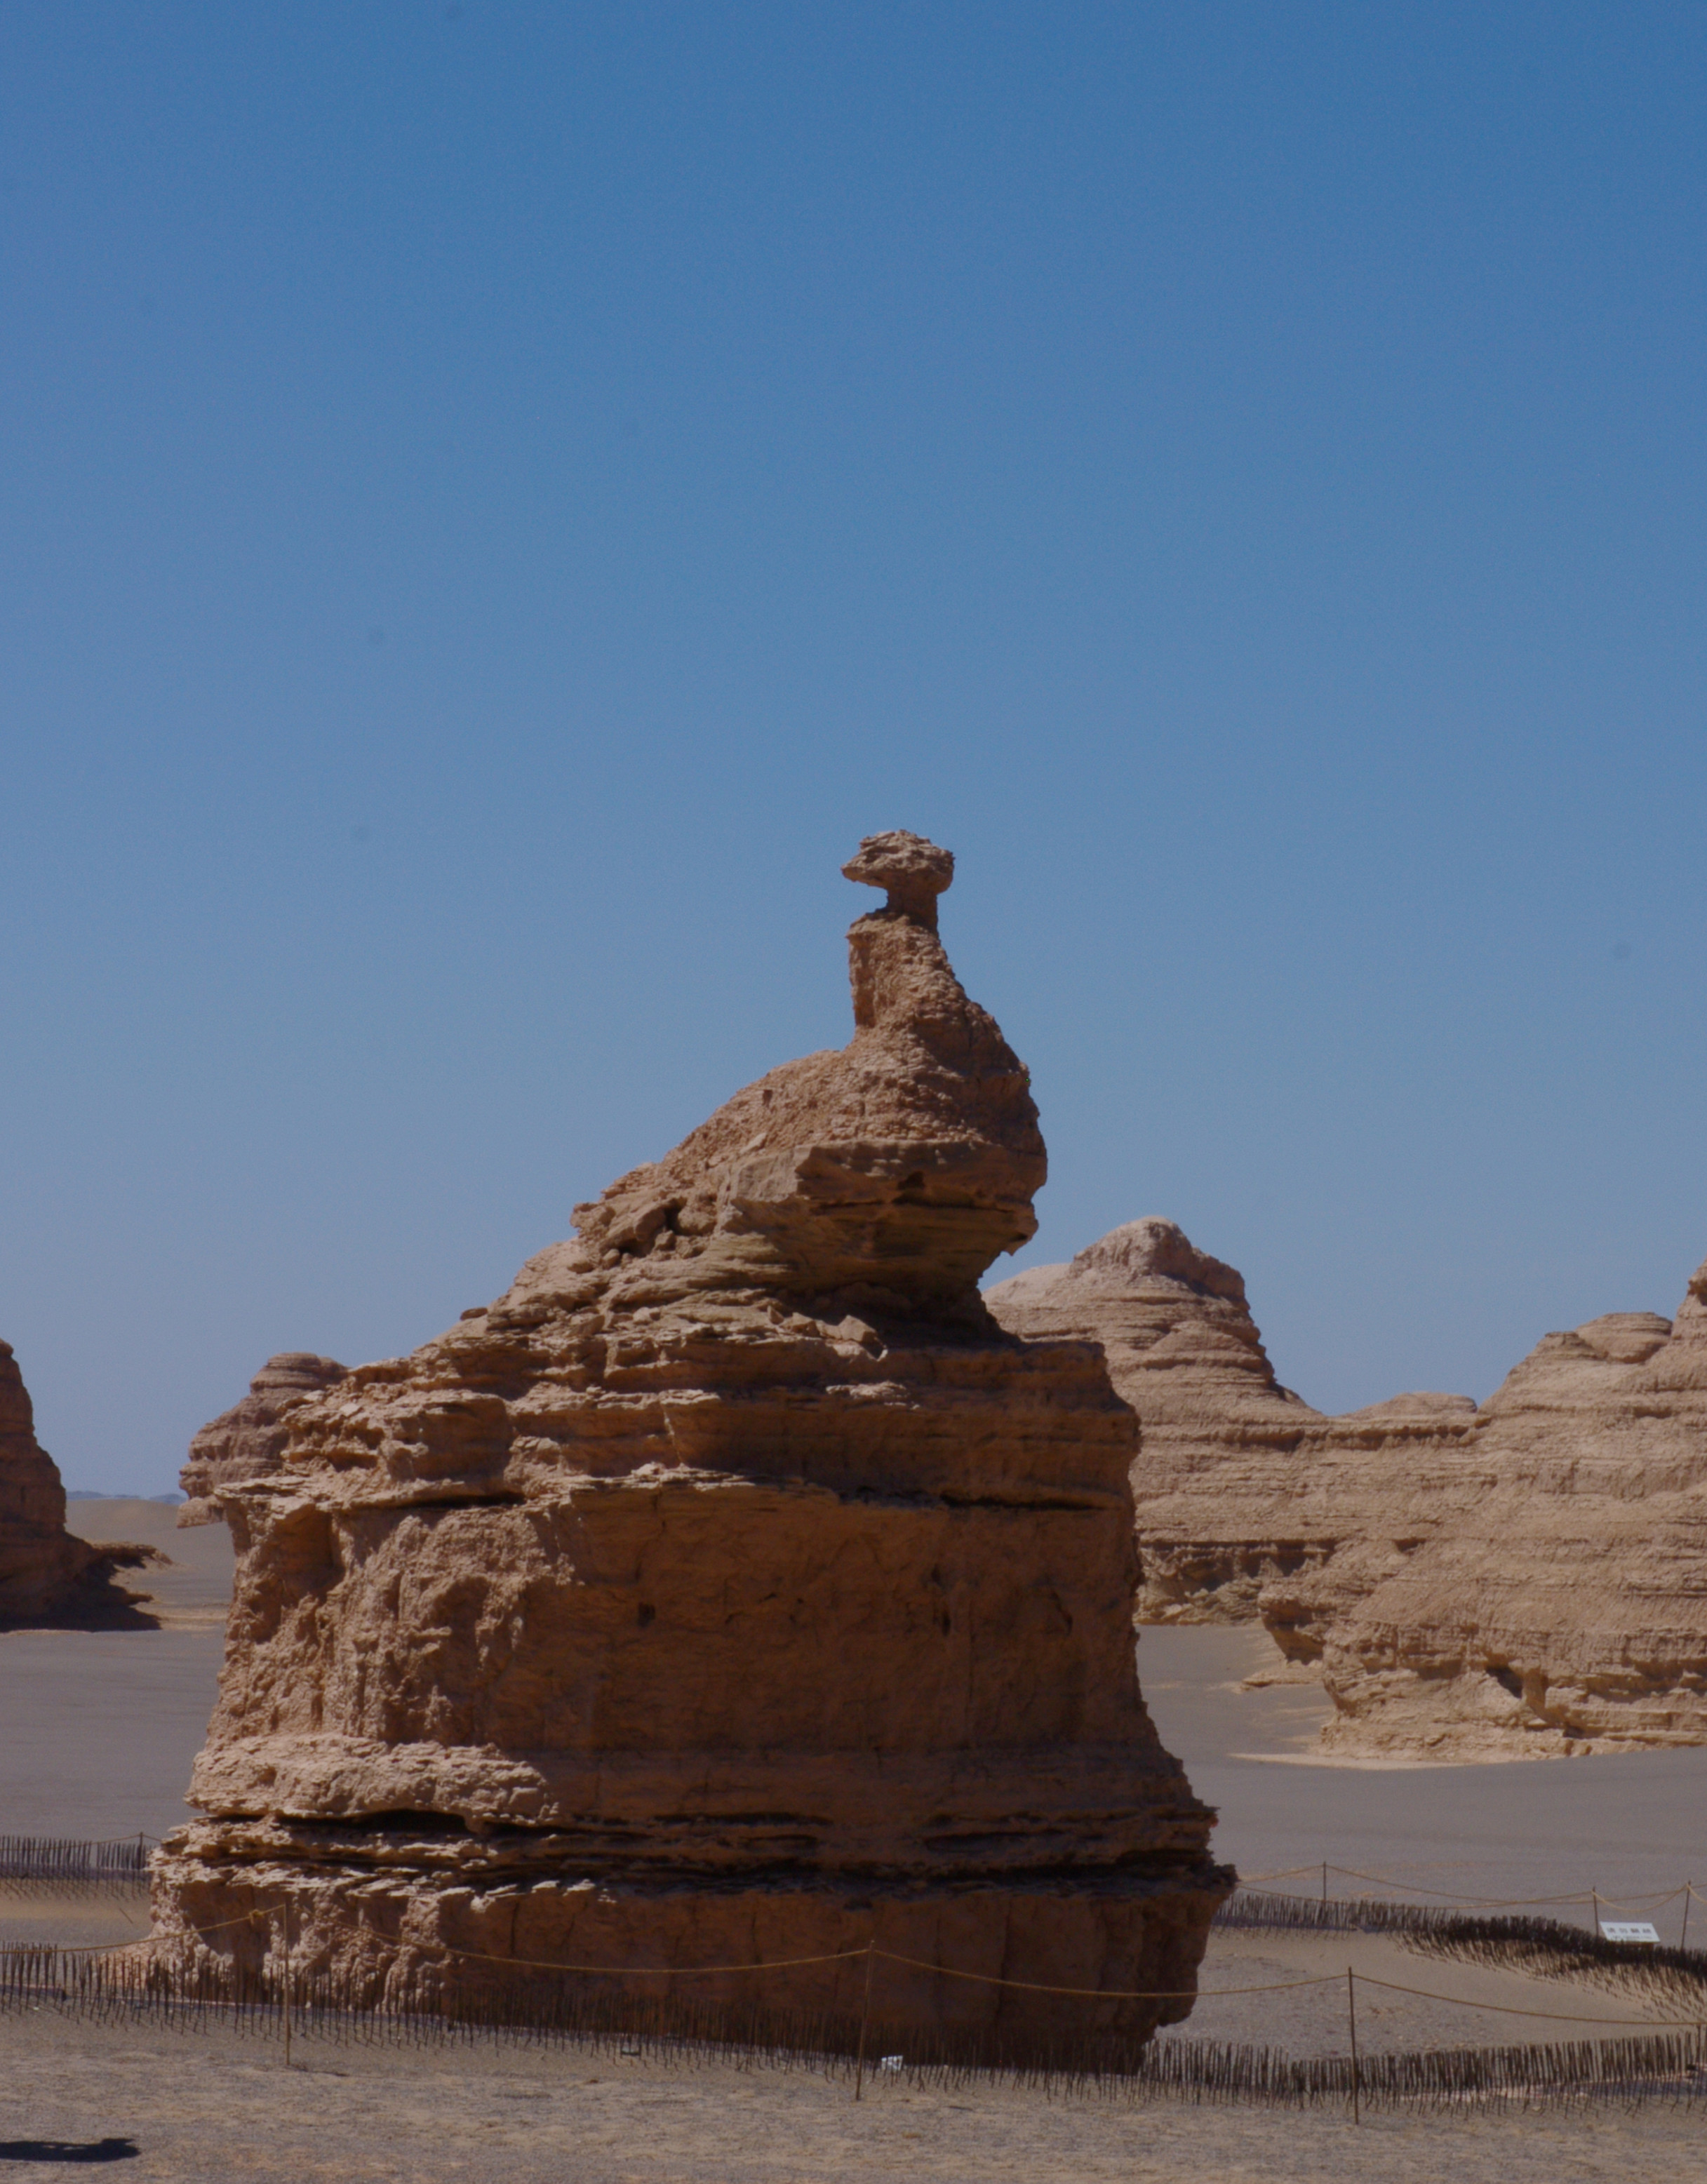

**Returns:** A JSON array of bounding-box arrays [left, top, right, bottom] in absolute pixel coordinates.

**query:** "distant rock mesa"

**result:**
[[989, 1219, 1707, 1759], [152, 834, 1231, 2057]]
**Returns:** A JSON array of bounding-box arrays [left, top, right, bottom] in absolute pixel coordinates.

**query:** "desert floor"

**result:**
[[0, 1503, 1703, 2178]]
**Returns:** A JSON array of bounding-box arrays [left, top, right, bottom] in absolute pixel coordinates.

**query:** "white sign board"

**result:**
[[1599, 1920, 1660, 1945]]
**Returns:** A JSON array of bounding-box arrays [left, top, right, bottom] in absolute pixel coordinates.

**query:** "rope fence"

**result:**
[[6, 1841, 1707, 2112]]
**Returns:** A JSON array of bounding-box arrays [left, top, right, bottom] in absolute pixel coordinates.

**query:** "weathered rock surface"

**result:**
[[153, 835, 1231, 2056], [986, 1221, 1482, 1651], [0, 1340, 154, 1623], [1320, 1269, 1707, 1759], [991, 1220, 1707, 1760], [179, 1354, 349, 1526]]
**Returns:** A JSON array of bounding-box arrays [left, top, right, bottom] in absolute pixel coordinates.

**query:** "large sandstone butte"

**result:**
[[179, 1353, 349, 1527], [991, 1221, 1707, 1760], [152, 834, 1231, 2058], [0, 1339, 150, 1623], [986, 1220, 1482, 1656]]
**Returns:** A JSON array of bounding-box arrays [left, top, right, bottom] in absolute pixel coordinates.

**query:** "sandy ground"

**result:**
[[0, 1503, 232, 1843], [1, 1997, 1703, 2183], [1139, 1624, 1707, 1936]]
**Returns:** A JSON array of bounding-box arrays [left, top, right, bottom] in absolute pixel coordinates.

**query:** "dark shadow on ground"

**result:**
[[0, 1549, 166, 1635], [0, 2141, 139, 2164]]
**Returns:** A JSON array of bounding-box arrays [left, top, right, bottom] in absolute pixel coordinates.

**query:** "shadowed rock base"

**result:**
[[0, 1339, 157, 1628], [152, 835, 1231, 2054]]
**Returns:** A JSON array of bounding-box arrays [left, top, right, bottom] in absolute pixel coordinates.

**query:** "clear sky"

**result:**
[[5, 3, 1706, 1492]]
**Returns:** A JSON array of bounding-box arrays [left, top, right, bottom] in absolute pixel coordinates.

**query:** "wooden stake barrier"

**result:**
[[852, 1941, 874, 2101]]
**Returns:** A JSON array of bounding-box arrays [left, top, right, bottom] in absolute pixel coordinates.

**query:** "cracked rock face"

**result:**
[[0, 1339, 100, 1619], [179, 1354, 349, 1527], [991, 1220, 1707, 1760], [152, 836, 1231, 2053]]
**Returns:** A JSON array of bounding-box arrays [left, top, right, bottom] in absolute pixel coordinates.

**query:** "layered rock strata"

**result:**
[[179, 1354, 349, 1526], [0, 1339, 152, 1623], [991, 1220, 1707, 1759], [1320, 1272, 1707, 1759], [152, 835, 1231, 2056], [986, 1221, 1482, 1652]]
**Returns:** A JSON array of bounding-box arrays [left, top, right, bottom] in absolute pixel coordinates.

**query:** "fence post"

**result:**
[[1683, 1882, 1693, 1955], [852, 1941, 875, 2101], [1346, 1966, 1360, 2125], [281, 1899, 293, 2069], [1590, 1887, 1599, 1938], [1322, 1861, 1328, 1908]]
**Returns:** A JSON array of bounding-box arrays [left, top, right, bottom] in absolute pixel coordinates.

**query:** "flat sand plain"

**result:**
[[0, 1501, 232, 1842], [3, 1507, 1706, 2177], [0, 2012, 1701, 2183]]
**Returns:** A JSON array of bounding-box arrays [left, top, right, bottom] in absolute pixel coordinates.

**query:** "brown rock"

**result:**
[[986, 1220, 1481, 1649], [992, 1219, 1707, 1760], [152, 837, 1231, 2058], [178, 1354, 349, 1526], [0, 1339, 156, 1624], [1320, 1266, 1707, 1759], [0, 1339, 99, 1618]]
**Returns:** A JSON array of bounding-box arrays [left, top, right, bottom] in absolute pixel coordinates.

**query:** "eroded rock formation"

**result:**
[[991, 1219, 1707, 1759], [986, 1220, 1481, 1652], [0, 1339, 154, 1623], [179, 1354, 349, 1526], [152, 834, 1231, 2056], [1320, 1269, 1707, 1759], [0, 1339, 99, 1618]]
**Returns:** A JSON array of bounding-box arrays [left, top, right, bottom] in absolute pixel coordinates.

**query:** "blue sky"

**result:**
[[4, 3, 1706, 1489]]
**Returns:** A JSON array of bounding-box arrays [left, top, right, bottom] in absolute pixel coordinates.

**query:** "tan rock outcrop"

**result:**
[[1320, 1268, 1707, 1759], [986, 1221, 1481, 1652], [152, 834, 1231, 2057], [0, 1339, 156, 1623], [179, 1354, 349, 1525], [991, 1219, 1707, 1760]]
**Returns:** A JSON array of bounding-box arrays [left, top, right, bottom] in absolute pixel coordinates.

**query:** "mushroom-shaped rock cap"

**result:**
[[842, 830, 955, 928]]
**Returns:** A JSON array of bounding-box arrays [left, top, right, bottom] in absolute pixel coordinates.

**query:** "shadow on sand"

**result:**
[[0, 1549, 166, 1635], [0, 2141, 139, 2164]]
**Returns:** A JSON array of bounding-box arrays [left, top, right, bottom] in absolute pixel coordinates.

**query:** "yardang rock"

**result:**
[[0, 1339, 152, 1623], [152, 833, 1231, 2058], [991, 1219, 1707, 1760], [179, 1353, 349, 1527], [1320, 1263, 1707, 1759], [986, 1219, 1481, 1653]]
